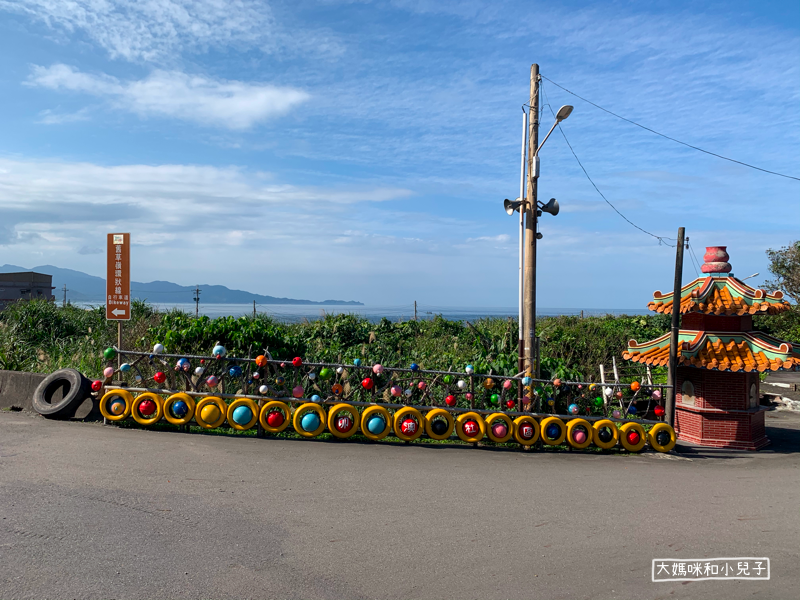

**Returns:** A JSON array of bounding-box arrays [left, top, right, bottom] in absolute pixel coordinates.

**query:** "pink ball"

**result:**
[[418, 381, 427, 391], [373, 364, 384, 374], [612, 410, 621, 419], [103, 366, 114, 378], [491, 422, 508, 438], [206, 375, 218, 388], [390, 385, 402, 397], [292, 385, 304, 398], [503, 380, 512, 390], [573, 429, 587, 444], [652, 389, 663, 401], [465, 392, 473, 401]]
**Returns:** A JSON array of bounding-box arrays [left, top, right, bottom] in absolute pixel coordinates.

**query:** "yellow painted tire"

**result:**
[[259, 400, 291, 434], [619, 422, 647, 452], [194, 396, 227, 429], [393, 406, 424, 442], [648, 423, 676, 453], [360, 406, 392, 441], [292, 403, 327, 438], [425, 408, 455, 441], [592, 419, 619, 450], [456, 412, 486, 443], [566, 418, 593, 449], [513, 416, 540, 445], [131, 392, 164, 426], [163, 393, 195, 425], [327, 403, 360, 439], [485, 412, 514, 443], [226, 398, 259, 431], [540, 416, 567, 446], [99, 389, 133, 421]]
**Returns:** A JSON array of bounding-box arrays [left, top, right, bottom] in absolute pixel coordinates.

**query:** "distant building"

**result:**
[[0, 272, 56, 311]]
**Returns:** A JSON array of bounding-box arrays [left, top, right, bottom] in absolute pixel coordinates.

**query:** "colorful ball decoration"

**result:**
[[553, 378, 562, 387], [258, 385, 269, 394], [335, 416, 352, 433], [589, 383, 597, 391], [300, 412, 320, 432], [491, 422, 508, 439], [410, 363, 419, 371], [353, 358, 362, 366], [103, 366, 115, 379], [293, 385, 304, 398], [627, 405, 637, 415], [172, 400, 189, 417], [391, 385, 403, 397], [139, 399, 156, 417], [568, 403, 579, 415], [506, 399, 515, 409], [612, 410, 621, 418], [654, 404, 666, 417], [442, 374, 452, 384], [109, 399, 126, 416], [631, 381, 641, 392], [547, 398, 555, 407], [522, 376, 532, 386], [463, 420, 479, 436], [503, 380, 513, 390], [616, 391, 624, 400], [404, 388, 413, 397], [362, 377, 374, 390], [308, 372, 316, 380], [91, 380, 103, 392], [465, 392, 474, 401], [546, 423, 560, 440], [267, 410, 285, 427], [195, 366, 205, 376], [292, 357, 303, 367], [656, 430, 671, 446], [134, 374, 142, 382], [332, 383, 343, 395], [603, 387, 613, 398], [652, 389, 663, 401], [176, 358, 190, 371], [153, 343, 165, 355], [336, 366, 344, 374], [483, 378, 495, 389], [311, 394, 321, 402], [153, 371, 166, 384], [319, 368, 332, 380], [465, 365, 474, 374], [206, 375, 219, 388], [367, 415, 385, 434], [627, 430, 641, 445], [457, 379, 466, 389], [522, 395, 531, 405], [593, 396, 604, 407], [598, 427, 613, 443], [373, 364, 384, 375], [400, 418, 417, 436], [103, 347, 116, 360], [255, 355, 268, 367], [445, 395, 457, 407], [120, 363, 131, 372], [489, 393, 499, 405], [252, 372, 260, 380], [573, 428, 588, 445], [232, 405, 253, 425], [431, 419, 448, 436], [417, 381, 427, 391], [229, 365, 242, 378], [212, 344, 226, 357], [520, 423, 534, 440]]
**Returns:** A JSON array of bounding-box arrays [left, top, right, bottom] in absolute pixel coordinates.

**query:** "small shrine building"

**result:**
[[623, 246, 799, 450]]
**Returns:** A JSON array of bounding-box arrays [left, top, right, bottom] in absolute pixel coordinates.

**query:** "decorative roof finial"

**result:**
[[701, 246, 731, 274]]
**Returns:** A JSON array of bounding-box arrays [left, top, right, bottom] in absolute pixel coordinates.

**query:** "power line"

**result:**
[[687, 241, 702, 278], [540, 81, 676, 246], [542, 75, 800, 182]]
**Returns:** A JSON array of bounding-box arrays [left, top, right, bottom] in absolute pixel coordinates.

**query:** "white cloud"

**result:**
[[36, 107, 91, 124], [28, 64, 310, 129]]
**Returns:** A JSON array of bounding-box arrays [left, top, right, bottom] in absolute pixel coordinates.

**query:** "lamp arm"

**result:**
[[536, 120, 560, 155]]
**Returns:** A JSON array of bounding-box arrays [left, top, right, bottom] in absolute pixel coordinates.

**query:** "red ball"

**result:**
[[491, 422, 508, 438], [266, 411, 284, 427], [138, 399, 156, 417], [445, 395, 456, 407], [292, 357, 303, 367], [153, 371, 166, 384], [362, 377, 374, 390], [335, 416, 352, 433], [520, 423, 534, 440], [91, 380, 103, 392], [654, 404, 666, 417], [400, 418, 417, 435], [627, 430, 641, 445], [463, 420, 479, 436], [506, 399, 515, 409]]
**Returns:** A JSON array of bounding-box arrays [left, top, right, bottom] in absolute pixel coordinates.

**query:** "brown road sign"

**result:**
[[106, 233, 131, 320]]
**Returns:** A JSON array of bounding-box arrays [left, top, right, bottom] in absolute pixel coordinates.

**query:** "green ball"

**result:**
[[103, 347, 116, 360], [594, 396, 604, 407], [319, 368, 332, 380], [443, 375, 453, 384], [490, 393, 499, 405]]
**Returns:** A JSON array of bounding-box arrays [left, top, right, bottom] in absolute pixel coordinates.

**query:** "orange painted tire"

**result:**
[[513, 416, 540, 445], [619, 421, 647, 452], [361, 406, 392, 441], [456, 412, 486, 443], [566, 418, 593, 449], [194, 396, 227, 429], [131, 392, 164, 426], [226, 398, 259, 431], [425, 408, 455, 441], [485, 412, 514, 443], [258, 400, 291, 434], [592, 419, 619, 450], [393, 406, 424, 442], [163, 393, 195, 425], [292, 403, 327, 438], [327, 403, 360, 439], [99, 389, 133, 421], [647, 423, 676, 452], [540, 416, 566, 446]]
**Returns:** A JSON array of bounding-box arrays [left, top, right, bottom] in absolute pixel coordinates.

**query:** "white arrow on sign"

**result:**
[[112, 308, 127, 317]]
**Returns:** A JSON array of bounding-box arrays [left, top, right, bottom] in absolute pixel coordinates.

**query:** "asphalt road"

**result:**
[[1, 410, 798, 600]]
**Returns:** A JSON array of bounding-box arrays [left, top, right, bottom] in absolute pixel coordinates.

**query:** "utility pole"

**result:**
[[414, 301, 417, 322], [523, 64, 540, 380], [193, 286, 201, 318], [666, 227, 686, 427], [62, 284, 68, 308], [253, 300, 256, 319]]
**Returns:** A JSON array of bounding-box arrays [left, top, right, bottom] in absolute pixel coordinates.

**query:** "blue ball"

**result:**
[[232, 405, 253, 425], [522, 376, 532, 386], [410, 363, 419, 372], [568, 403, 579, 415], [120, 363, 131, 372], [353, 358, 362, 366], [311, 394, 321, 402], [546, 423, 561, 439], [229, 365, 242, 377], [172, 400, 189, 417], [301, 412, 321, 432], [177, 358, 191, 370], [367, 415, 385, 434], [627, 405, 637, 415]]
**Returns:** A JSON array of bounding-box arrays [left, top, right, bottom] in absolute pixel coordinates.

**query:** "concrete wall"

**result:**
[[0, 369, 98, 419]]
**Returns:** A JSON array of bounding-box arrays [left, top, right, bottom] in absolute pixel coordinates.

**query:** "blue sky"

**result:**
[[0, 0, 798, 308]]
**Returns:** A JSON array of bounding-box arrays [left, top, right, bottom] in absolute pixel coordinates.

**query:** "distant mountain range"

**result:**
[[0, 264, 363, 306]]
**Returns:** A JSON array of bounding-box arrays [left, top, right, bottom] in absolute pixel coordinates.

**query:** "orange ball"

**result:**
[[631, 381, 641, 392], [255, 355, 267, 367], [553, 378, 561, 387]]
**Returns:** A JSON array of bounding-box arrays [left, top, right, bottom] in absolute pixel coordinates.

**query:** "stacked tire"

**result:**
[[32, 369, 93, 419]]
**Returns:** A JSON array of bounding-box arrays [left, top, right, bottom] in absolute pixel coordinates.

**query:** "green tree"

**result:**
[[763, 241, 800, 303]]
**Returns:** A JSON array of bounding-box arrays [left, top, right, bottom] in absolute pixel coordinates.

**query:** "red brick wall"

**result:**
[[677, 367, 749, 411]]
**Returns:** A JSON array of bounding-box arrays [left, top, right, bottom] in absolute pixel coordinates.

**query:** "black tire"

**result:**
[[32, 369, 92, 418]]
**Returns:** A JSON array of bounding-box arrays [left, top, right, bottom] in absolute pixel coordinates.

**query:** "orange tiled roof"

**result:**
[[648, 275, 791, 316], [623, 331, 800, 373]]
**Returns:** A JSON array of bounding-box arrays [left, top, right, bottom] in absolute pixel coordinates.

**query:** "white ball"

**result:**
[[404, 388, 413, 397], [465, 366, 474, 374], [134, 374, 142, 381], [308, 372, 316, 380], [153, 343, 165, 355], [603, 387, 613, 398], [336, 367, 344, 374], [259, 385, 269, 394], [194, 367, 205, 376], [457, 380, 466, 389]]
